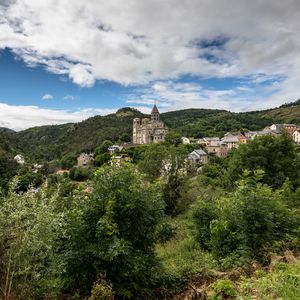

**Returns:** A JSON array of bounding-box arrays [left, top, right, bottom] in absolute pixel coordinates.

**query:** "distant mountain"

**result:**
[[0, 127, 16, 134], [7, 100, 300, 161]]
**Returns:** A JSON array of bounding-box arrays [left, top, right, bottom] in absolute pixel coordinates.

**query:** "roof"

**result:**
[[222, 136, 239, 143], [151, 104, 159, 114], [193, 149, 207, 156], [203, 137, 220, 141]]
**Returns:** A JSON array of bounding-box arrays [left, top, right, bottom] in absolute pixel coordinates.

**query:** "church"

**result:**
[[132, 105, 168, 144]]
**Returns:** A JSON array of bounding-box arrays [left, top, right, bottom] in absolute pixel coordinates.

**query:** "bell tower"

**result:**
[[151, 104, 160, 122]]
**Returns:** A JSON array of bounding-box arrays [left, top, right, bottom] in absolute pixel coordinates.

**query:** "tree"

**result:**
[[62, 163, 166, 298], [0, 179, 71, 299], [138, 144, 168, 180], [95, 140, 113, 156], [93, 153, 111, 167], [0, 156, 17, 190], [60, 153, 77, 169], [227, 134, 300, 188], [164, 131, 182, 146]]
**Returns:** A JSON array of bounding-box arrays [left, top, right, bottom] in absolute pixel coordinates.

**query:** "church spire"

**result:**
[[151, 104, 159, 121]]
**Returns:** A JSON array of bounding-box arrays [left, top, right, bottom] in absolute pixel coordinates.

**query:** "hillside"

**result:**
[[0, 128, 21, 157], [9, 100, 300, 161]]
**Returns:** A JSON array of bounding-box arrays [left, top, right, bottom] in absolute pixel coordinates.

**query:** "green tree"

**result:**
[[60, 153, 77, 169], [138, 144, 168, 180], [0, 156, 17, 190], [95, 140, 113, 155], [69, 166, 93, 181], [0, 179, 72, 299], [225, 134, 300, 189], [93, 153, 111, 167], [62, 163, 167, 298], [164, 131, 182, 146]]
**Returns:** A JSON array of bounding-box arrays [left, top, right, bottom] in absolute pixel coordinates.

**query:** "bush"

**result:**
[[69, 166, 93, 181], [192, 170, 300, 266], [208, 279, 236, 299]]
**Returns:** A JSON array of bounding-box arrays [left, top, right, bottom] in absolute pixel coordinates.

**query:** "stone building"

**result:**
[[132, 105, 168, 144], [77, 153, 93, 167], [188, 149, 209, 165]]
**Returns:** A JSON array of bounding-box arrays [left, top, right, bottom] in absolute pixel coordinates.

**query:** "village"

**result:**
[[13, 105, 300, 173]]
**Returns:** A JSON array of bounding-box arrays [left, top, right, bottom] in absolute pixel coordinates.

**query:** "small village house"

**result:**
[[77, 153, 93, 167], [293, 129, 300, 144], [188, 149, 208, 165]]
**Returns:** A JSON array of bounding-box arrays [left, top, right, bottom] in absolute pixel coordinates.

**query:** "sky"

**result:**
[[0, 0, 300, 130]]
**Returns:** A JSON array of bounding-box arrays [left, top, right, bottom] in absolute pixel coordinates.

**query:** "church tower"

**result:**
[[151, 104, 160, 122], [132, 104, 167, 144]]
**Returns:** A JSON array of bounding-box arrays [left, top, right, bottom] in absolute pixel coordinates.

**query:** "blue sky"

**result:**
[[0, 0, 299, 130]]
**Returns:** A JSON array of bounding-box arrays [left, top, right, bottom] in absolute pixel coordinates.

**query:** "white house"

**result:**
[[14, 154, 25, 165], [181, 137, 190, 144], [293, 130, 300, 144], [108, 145, 124, 155]]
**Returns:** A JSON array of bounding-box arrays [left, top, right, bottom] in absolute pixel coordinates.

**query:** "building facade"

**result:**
[[133, 105, 168, 144]]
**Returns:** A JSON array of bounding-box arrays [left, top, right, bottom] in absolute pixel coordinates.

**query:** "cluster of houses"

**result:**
[[188, 123, 300, 165], [76, 123, 300, 169]]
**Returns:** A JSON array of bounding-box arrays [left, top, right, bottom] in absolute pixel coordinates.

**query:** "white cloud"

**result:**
[[0, 0, 300, 108], [0, 102, 115, 131], [69, 64, 95, 88], [63, 94, 78, 101], [127, 81, 277, 113], [42, 93, 53, 100]]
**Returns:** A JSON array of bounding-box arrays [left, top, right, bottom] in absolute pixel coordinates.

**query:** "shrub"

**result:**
[[208, 279, 236, 299], [192, 170, 300, 265]]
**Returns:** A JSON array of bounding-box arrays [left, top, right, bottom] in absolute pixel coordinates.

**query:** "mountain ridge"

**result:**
[[1, 100, 299, 161]]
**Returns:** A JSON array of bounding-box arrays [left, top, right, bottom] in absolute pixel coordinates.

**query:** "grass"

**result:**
[[156, 214, 216, 290], [237, 259, 300, 300]]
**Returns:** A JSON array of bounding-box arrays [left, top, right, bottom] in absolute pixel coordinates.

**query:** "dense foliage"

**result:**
[[201, 134, 300, 189], [0, 113, 300, 298], [192, 170, 300, 266]]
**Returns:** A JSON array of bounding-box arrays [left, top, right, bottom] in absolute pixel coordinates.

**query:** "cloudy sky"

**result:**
[[1, 0, 300, 130]]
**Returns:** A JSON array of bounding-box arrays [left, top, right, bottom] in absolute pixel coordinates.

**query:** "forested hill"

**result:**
[[0, 128, 20, 157], [4, 99, 300, 161]]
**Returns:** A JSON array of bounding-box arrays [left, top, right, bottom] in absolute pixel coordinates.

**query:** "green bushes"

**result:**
[[69, 166, 93, 181], [0, 179, 71, 299], [192, 171, 300, 266]]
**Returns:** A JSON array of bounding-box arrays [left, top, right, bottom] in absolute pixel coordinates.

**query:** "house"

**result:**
[[188, 149, 208, 165], [198, 137, 220, 146], [270, 124, 285, 133], [108, 145, 124, 155], [207, 141, 228, 158], [33, 163, 43, 173], [14, 154, 25, 165], [181, 137, 190, 144], [221, 133, 240, 150], [77, 153, 93, 167], [293, 130, 300, 144], [283, 124, 298, 136]]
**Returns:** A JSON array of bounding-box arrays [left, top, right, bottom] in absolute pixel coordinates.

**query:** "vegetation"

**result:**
[[0, 102, 299, 298]]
